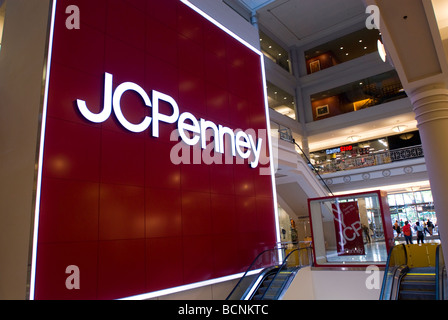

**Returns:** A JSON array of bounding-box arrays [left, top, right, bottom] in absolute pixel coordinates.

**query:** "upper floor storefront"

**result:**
[[304, 27, 381, 75], [261, 25, 408, 127], [310, 130, 423, 174], [310, 69, 407, 121]]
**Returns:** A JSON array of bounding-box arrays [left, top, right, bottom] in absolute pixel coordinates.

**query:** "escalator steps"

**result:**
[[252, 272, 292, 300], [399, 272, 436, 300]]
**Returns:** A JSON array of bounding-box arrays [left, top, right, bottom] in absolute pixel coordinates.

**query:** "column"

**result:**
[[409, 83, 448, 266], [0, 0, 52, 299]]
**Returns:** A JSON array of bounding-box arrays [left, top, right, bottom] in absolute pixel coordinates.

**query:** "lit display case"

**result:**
[[308, 190, 394, 267]]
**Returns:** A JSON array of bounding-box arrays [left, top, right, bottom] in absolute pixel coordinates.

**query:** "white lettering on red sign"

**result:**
[[76, 73, 263, 168]]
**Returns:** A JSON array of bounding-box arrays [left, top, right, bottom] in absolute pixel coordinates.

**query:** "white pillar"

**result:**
[[409, 83, 448, 266]]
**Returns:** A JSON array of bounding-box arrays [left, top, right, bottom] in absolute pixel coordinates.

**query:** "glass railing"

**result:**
[[267, 82, 297, 119], [316, 145, 424, 174], [379, 244, 408, 300], [260, 31, 292, 74]]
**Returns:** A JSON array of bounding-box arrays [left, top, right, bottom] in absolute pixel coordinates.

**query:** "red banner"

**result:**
[[332, 202, 365, 256]]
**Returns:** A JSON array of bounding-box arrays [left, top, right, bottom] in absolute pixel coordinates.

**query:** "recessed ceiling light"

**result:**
[[359, 39, 363, 43], [392, 125, 407, 133], [340, 46, 344, 50], [346, 53, 349, 56], [347, 136, 360, 142], [364, 46, 367, 50]]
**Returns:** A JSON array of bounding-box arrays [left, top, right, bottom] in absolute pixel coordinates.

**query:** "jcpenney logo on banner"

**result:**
[[76, 73, 277, 175]]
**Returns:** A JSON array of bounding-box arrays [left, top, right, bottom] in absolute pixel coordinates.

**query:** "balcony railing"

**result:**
[[315, 145, 424, 174]]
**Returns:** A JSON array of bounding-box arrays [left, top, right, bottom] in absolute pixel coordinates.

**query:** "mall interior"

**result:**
[[1, 0, 448, 300]]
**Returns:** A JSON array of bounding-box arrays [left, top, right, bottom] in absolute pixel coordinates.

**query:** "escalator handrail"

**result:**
[[389, 265, 409, 300], [259, 246, 312, 300], [226, 246, 284, 300], [435, 244, 446, 300], [379, 244, 407, 300], [292, 140, 334, 196]]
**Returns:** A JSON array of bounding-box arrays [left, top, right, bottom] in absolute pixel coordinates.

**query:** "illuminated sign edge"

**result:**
[[31, 0, 280, 300], [29, 0, 58, 300]]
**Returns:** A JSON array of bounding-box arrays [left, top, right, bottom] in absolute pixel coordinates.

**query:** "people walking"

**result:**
[[427, 219, 434, 235], [423, 221, 430, 236], [402, 221, 413, 244], [414, 221, 424, 244], [362, 224, 371, 243], [393, 220, 401, 239]]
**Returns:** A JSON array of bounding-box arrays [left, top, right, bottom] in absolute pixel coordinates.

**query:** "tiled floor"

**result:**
[[326, 241, 389, 264]]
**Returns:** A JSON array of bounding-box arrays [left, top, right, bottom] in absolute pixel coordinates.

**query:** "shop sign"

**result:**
[[30, 0, 277, 300], [76, 73, 263, 168], [326, 145, 353, 155], [332, 202, 365, 256]]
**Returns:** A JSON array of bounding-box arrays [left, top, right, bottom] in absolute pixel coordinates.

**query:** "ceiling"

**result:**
[[307, 112, 418, 151], [234, 0, 415, 151], [256, 0, 367, 47], [432, 0, 448, 30]]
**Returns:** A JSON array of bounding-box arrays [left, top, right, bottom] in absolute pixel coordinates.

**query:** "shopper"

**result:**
[[362, 224, 371, 243], [414, 221, 424, 244], [423, 221, 430, 236], [393, 220, 401, 239], [427, 219, 434, 235], [402, 221, 413, 244]]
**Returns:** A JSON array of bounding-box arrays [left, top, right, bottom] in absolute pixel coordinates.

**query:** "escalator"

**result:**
[[398, 267, 436, 300], [226, 245, 312, 300], [250, 266, 300, 300], [380, 243, 447, 300]]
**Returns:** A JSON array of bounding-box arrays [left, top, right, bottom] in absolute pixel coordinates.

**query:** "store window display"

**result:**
[[308, 191, 394, 267]]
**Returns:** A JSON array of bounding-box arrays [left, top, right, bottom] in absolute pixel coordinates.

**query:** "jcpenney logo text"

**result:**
[[76, 73, 263, 168]]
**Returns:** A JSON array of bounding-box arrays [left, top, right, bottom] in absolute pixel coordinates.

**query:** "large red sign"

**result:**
[[332, 202, 365, 256], [31, 0, 276, 300]]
